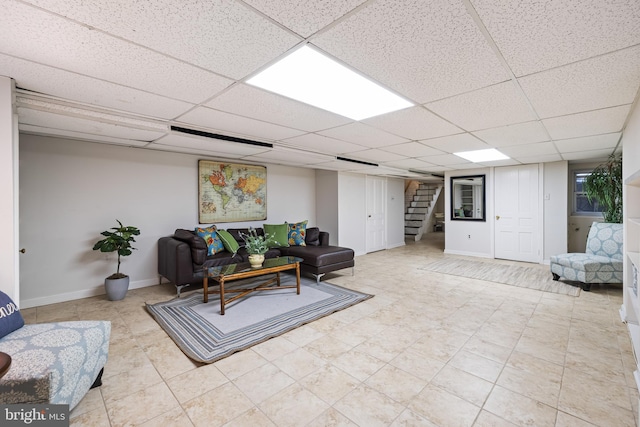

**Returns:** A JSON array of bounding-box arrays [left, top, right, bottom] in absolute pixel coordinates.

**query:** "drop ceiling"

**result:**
[[1, 0, 639, 178]]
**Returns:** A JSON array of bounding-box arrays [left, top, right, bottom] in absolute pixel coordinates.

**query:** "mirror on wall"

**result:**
[[450, 175, 486, 221]]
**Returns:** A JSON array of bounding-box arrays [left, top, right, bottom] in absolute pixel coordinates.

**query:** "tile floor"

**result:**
[[21, 234, 638, 426]]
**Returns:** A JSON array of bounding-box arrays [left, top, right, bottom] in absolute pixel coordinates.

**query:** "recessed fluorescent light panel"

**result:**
[[247, 45, 413, 121], [454, 148, 509, 163]]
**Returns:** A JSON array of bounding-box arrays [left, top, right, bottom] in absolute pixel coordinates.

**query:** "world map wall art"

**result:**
[[198, 160, 267, 223]]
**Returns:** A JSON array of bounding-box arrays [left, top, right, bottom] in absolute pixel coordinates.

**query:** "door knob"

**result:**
[[19, 248, 26, 253], [496, 216, 500, 220]]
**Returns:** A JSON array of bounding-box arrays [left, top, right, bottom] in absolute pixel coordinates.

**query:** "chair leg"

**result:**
[[90, 368, 104, 389], [552, 273, 559, 281], [582, 283, 591, 291]]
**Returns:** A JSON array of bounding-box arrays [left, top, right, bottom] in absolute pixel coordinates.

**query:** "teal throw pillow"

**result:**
[[0, 291, 25, 339], [263, 223, 289, 248], [287, 220, 308, 246], [217, 229, 240, 256], [195, 225, 225, 256]]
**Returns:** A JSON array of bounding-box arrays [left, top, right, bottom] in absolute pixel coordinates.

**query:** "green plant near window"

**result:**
[[584, 154, 623, 223]]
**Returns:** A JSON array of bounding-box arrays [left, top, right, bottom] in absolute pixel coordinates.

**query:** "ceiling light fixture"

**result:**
[[454, 148, 509, 163], [247, 45, 413, 121]]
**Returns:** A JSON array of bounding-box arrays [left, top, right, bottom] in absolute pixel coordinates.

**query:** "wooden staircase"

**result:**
[[404, 183, 443, 241]]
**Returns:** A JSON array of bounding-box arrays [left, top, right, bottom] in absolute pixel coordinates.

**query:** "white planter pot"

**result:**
[[105, 276, 129, 301], [248, 254, 264, 268]]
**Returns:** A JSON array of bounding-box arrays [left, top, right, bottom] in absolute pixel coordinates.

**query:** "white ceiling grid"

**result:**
[[1, 0, 638, 178]]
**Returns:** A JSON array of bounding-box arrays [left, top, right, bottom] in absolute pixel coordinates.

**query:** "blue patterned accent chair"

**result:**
[[0, 320, 111, 410], [550, 222, 623, 291]]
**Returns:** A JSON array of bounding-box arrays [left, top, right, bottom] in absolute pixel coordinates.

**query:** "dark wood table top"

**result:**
[[0, 352, 11, 379]]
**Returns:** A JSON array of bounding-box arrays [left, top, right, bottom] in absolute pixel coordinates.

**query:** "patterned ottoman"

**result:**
[[0, 320, 111, 410]]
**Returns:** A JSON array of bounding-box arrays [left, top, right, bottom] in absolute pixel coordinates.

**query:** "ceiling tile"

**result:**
[[554, 133, 621, 154], [243, 148, 332, 166], [313, 0, 508, 103], [421, 133, 489, 153], [177, 107, 304, 142], [477, 158, 521, 167], [206, 84, 351, 132], [380, 141, 446, 158], [243, 0, 367, 38], [543, 105, 630, 140], [346, 148, 407, 163], [152, 133, 271, 157], [2, 54, 193, 119], [561, 149, 616, 162], [419, 154, 473, 167], [381, 158, 438, 170], [318, 122, 408, 148], [0, 2, 234, 103], [313, 160, 364, 171], [281, 133, 364, 154], [472, 121, 549, 146], [363, 106, 462, 140], [471, 0, 640, 76], [515, 154, 563, 164], [22, 0, 301, 79], [499, 141, 557, 158], [519, 46, 640, 118], [426, 81, 536, 131]]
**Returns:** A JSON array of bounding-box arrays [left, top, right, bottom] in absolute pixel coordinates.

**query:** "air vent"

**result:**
[[336, 156, 378, 167], [171, 126, 273, 148]]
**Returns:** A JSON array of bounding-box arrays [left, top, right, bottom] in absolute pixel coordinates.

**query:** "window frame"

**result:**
[[572, 169, 604, 217]]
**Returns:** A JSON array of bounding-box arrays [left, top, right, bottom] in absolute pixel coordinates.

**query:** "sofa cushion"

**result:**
[[195, 225, 225, 256], [217, 229, 240, 256], [174, 229, 207, 265], [263, 223, 289, 248], [287, 220, 308, 246], [0, 291, 24, 339], [305, 227, 320, 246]]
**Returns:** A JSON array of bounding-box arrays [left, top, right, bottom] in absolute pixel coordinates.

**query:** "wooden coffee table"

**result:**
[[203, 256, 302, 315], [0, 352, 11, 379]]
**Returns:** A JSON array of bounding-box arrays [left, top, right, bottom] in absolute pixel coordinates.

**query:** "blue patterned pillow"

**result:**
[[287, 220, 308, 246], [0, 291, 25, 339], [195, 225, 225, 255]]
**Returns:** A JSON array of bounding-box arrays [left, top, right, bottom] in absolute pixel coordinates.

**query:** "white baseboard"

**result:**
[[20, 277, 160, 309], [444, 249, 492, 258]]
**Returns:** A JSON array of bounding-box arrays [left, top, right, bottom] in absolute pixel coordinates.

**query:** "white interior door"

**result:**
[[494, 164, 540, 262], [366, 176, 386, 253]]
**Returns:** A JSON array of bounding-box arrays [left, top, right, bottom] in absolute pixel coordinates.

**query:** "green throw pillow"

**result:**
[[287, 220, 308, 246], [263, 223, 289, 248], [217, 229, 240, 256], [195, 225, 225, 256]]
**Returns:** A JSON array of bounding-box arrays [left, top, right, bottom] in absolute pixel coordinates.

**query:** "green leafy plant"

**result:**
[[584, 154, 623, 223], [93, 220, 141, 278], [239, 227, 276, 255]]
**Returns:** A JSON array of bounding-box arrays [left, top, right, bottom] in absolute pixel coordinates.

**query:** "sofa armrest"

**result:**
[[158, 236, 196, 287]]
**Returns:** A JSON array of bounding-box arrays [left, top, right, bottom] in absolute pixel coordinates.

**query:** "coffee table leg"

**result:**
[[296, 262, 300, 294], [203, 274, 208, 303], [220, 278, 225, 315], [276, 272, 281, 287]]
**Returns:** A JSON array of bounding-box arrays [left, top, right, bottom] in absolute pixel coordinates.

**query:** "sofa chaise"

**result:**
[[158, 226, 355, 295]]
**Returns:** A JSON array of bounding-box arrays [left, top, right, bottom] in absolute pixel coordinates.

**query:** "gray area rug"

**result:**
[[420, 258, 581, 296], [146, 274, 373, 363]]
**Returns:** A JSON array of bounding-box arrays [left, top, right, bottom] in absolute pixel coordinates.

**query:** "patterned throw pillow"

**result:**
[[0, 291, 25, 339], [217, 229, 240, 256], [287, 220, 308, 246], [263, 223, 289, 248], [195, 225, 225, 256]]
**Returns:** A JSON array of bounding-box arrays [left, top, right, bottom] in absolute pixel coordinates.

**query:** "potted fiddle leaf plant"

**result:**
[[584, 154, 623, 223], [93, 220, 141, 300], [240, 227, 275, 267]]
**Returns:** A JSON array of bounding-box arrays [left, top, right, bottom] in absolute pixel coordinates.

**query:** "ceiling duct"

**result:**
[[336, 156, 378, 167], [171, 126, 273, 148]]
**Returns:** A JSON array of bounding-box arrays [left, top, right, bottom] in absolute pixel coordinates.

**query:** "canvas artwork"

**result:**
[[198, 160, 267, 223]]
